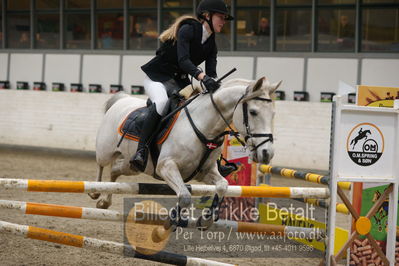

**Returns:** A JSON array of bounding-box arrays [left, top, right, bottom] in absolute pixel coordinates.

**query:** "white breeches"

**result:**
[[143, 75, 169, 116]]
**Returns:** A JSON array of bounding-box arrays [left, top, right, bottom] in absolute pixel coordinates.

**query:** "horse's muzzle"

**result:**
[[261, 149, 273, 164]]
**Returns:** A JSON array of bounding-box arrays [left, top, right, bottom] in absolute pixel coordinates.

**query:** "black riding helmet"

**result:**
[[197, 0, 234, 21], [196, 0, 234, 33]]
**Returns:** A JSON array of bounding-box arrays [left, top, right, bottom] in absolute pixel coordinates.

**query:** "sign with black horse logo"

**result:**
[[346, 123, 384, 166]]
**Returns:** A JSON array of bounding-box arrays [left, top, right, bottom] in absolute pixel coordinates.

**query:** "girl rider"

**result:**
[[130, 0, 234, 172]]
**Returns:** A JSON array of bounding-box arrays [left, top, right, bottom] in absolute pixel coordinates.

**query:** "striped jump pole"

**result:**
[[0, 199, 325, 240], [0, 199, 123, 222], [259, 165, 351, 191], [258, 184, 348, 214], [0, 220, 234, 266], [0, 178, 330, 199], [294, 198, 349, 215]]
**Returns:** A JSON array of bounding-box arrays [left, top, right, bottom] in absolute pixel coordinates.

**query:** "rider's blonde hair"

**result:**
[[159, 15, 202, 43]]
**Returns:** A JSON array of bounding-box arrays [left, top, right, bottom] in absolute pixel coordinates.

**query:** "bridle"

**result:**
[[241, 97, 274, 152], [183, 86, 274, 182], [209, 86, 274, 153]]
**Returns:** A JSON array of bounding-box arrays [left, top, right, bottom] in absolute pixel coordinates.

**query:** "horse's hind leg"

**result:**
[[88, 165, 103, 200], [96, 157, 127, 209]]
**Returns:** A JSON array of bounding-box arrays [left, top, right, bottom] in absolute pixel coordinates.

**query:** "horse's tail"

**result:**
[[104, 92, 129, 113]]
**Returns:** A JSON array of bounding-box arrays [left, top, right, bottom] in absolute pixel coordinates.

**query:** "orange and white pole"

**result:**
[[0, 178, 330, 199], [0, 199, 324, 240], [0, 220, 234, 266]]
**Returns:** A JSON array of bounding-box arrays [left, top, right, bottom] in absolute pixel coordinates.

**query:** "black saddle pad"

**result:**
[[118, 106, 180, 145]]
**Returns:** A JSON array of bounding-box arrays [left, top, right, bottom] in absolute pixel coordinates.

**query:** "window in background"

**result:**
[[162, 10, 192, 31], [237, 0, 269, 7], [36, 14, 60, 49], [65, 14, 91, 49], [318, 9, 355, 51], [276, 8, 312, 51], [97, 0, 123, 9], [129, 0, 157, 8], [277, 0, 312, 5], [7, 0, 30, 10], [363, 0, 399, 3], [36, 0, 60, 9], [129, 13, 158, 50], [163, 0, 192, 8], [318, 0, 355, 4], [362, 8, 399, 52], [236, 9, 270, 51], [97, 13, 124, 49], [7, 14, 30, 48], [215, 19, 232, 51], [65, 0, 91, 9], [0, 1, 3, 48]]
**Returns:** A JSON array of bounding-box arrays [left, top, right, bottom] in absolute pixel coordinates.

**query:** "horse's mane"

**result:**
[[222, 78, 252, 88], [188, 78, 249, 112]]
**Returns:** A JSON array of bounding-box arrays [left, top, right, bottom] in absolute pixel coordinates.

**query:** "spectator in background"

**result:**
[[113, 14, 124, 40], [100, 28, 113, 49], [253, 17, 270, 50], [141, 17, 158, 49], [141, 17, 158, 39], [336, 15, 354, 49], [35, 33, 46, 47], [130, 16, 158, 49], [18, 32, 29, 48], [256, 17, 270, 36]]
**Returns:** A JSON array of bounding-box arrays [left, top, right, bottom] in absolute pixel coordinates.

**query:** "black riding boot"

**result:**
[[130, 104, 162, 172]]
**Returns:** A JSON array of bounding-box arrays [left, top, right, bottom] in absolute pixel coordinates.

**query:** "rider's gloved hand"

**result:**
[[202, 75, 220, 92]]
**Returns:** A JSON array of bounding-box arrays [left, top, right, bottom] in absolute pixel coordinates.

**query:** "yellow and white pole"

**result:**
[[0, 178, 330, 199]]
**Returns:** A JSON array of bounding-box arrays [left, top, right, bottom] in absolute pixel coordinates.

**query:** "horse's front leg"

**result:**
[[202, 164, 229, 198], [157, 158, 191, 209], [88, 165, 103, 200], [197, 164, 229, 229], [151, 158, 191, 242]]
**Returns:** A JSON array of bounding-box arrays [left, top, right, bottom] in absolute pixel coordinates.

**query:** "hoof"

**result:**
[[196, 216, 213, 231], [88, 192, 101, 200], [129, 161, 145, 172], [96, 199, 110, 209]]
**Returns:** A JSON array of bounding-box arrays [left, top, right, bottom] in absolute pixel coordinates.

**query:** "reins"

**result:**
[[209, 91, 246, 147]]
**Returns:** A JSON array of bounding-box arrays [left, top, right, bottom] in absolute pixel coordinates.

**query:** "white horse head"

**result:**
[[231, 77, 281, 164]]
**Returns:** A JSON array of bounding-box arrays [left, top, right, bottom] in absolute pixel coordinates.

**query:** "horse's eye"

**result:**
[[249, 110, 258, 116]]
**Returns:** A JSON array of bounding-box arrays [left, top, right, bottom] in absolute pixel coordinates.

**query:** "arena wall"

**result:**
[[0, 90, 331, 171], [1, 52, 398, 99]]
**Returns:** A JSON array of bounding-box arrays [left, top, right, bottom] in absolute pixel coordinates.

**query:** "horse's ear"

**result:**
[[270, 80, 282, 94], [252, 77, 265, 92]]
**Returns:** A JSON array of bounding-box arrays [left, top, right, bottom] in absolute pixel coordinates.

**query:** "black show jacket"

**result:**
[[141, 18, 217, 89]]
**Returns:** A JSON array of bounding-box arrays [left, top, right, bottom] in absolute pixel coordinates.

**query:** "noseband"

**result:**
[[210, 87, 274, 153], [242, 97, 274, 152]]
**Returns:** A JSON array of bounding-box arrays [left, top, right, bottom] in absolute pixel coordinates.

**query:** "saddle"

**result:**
[[117, 105, 180, 146], [117, 94, 184, 173]]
